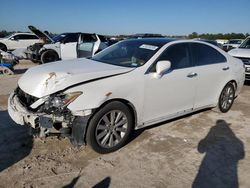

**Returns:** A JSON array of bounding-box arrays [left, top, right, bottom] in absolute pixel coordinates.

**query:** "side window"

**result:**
[[13, 34, 38, 40], [63, 33, 79, 43], [27, 35, 39, 39], [81, 34, 97, 42], [157, 43, 191, 70], [98, 35, 107, 42], [191, 43, 226, 66]]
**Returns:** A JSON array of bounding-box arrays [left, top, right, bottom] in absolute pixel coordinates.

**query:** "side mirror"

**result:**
[[155, 60, 171, 77], [10, 37, 16, 41]]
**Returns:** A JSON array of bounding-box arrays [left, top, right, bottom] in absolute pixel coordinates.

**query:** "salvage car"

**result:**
[[8, 38, 245, 153], [26, 26, 109, 63], [0, 33, 39, 51], [228, 36, 250, 80]]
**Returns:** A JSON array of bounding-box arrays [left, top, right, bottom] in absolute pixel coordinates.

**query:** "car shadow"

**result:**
[[62, 175, 81, 188], [192, 119, 244, 188], [92, 177, 111, 188], [14, 68, 28, 75], [0, 110, 33, 172]]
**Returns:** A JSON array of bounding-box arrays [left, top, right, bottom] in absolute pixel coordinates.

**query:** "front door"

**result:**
[[143, 43, 197, 123], [60, 33, 79, 60], [77, 34, 98, 58]]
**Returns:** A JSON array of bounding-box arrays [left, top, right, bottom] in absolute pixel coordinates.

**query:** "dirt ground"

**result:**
[[0, 60, 250, 188]]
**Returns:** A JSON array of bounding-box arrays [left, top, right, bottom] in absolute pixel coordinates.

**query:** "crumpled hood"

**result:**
[[228, 48, 250, 58], [18, 58, 134, 98]]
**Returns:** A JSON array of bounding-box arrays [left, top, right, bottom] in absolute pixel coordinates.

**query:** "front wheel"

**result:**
[[41, 50, 59, 64], [218, 82, 235, 113], [86, 101, 133, 154]]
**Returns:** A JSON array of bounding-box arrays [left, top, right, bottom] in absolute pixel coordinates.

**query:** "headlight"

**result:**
[[44, 91, 82, 113]]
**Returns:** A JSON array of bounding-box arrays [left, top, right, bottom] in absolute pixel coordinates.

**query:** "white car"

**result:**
[[8, 38, 245, 153], [26, 26, 109, 63], [228, 36, 250, 80], [0, 33, 39, 51], [223, 39, 243, 52]]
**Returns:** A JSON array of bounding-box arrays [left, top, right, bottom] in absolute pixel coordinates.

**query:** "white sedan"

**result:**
[[8, 38, 245, 153], [0, 33, 39, 51]]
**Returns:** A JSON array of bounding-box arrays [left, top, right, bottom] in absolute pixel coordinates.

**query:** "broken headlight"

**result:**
[[43, 91, 82, 113]]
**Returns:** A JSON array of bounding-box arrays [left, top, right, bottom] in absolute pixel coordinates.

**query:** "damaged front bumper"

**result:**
[[8, 92, 90, 145], [8, 92, 40, 127]]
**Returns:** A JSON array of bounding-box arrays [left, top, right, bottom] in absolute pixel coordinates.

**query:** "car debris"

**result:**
[[0, 49, 18, 75]]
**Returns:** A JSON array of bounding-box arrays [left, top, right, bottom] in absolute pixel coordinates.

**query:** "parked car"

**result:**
[[0, 33, 40, 51], [8, 38, 245, 153], [194, 39, 222, 48], [26, 26, 109, 63], [128, 33, 164, 39], [228, 37, 250, 80], [223, 39, 243, 52]]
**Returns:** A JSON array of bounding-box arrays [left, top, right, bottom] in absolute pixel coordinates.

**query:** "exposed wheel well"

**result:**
[[0, 43, 7, 51], [94, 99, 137, 126], [229, 80, 237, 91], [85, 99, 137, 134], [40, 49, 59, 63], [40, 49, 58, 56]]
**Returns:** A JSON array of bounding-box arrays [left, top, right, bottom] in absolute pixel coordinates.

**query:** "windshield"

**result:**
[[91, 40, 163, 67], [239, 38, 250, 49], [52, 33, 67, 43], [228, 40, 242, 44]]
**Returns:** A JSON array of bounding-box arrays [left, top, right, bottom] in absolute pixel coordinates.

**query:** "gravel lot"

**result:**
[[0, 60, 250, 188]]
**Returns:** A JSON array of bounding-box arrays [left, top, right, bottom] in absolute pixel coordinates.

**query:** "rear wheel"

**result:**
[[41, 50, 59, 64], [86, 101, 133, 154], [217, 82, 235, 113], [0, 43, 7, 51]]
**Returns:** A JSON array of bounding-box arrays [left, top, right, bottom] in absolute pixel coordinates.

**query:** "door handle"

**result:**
[[222, 66, 230, 71], [187, 72, 197, 78]]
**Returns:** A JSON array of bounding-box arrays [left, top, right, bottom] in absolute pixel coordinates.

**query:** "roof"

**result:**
[[125, 38, 177, 46], [13, 32, 36, 35]]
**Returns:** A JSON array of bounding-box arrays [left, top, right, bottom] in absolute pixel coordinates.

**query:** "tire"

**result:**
[[86, 101, 134, 154], [217, 82, 235, 113], [0, 43, 7, 51], [41, 50, 59, 64]]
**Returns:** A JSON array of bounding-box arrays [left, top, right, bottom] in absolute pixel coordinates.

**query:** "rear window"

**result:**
[[62, 33, 79, 43], [81, 34, 97, 42], [191, 43, 226, 66]]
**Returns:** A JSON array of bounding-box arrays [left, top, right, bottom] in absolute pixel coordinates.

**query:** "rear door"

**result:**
[[190, 42, 230, 108], [60, 33, 79, 60]]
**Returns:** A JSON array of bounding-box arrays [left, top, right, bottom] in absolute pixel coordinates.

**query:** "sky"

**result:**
[[0, 0, 250, 36]]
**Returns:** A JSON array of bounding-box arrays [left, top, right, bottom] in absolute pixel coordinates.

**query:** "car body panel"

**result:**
[[18, 58, 134, 98], [60, 42, 78, 59], [228, 48, 250, 58], [143, 67, 196, 123]]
